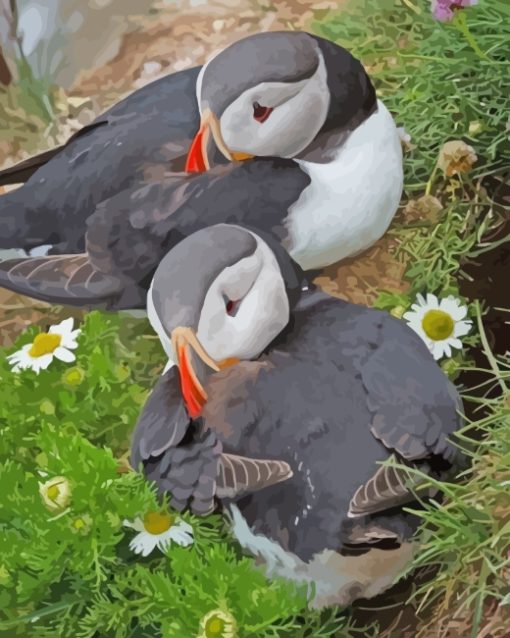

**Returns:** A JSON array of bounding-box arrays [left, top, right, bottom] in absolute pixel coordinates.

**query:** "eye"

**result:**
[[253, 101, 273, 123], [225, 298, 241, 317]]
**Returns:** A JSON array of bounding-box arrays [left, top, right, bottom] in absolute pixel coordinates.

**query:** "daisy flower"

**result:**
[[404, 293, 472, 360], [70, 514, 92, 535], [7, 318, 81, 373], [123, 511, 193, 557], [39, 476, 72, 512], [198, 609, 237, 638]]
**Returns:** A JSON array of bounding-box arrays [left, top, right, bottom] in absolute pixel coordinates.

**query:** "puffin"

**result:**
[[0, 31, 403, 310], [131, 223, 466, 607]]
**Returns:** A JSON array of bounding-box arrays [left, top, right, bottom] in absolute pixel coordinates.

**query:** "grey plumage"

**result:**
[[130, 366, 190, 471], [0, 31, 382, 309], [132, 366, 295, 516], [0, 67, 202, 251], [134, 289, 465, 561], [0, 159, 309, 308]]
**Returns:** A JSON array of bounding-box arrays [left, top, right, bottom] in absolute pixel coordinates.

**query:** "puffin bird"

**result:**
[[0, 31, 402, 310], [131, 224, 466, 607]]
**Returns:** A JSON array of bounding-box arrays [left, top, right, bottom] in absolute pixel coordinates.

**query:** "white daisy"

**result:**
[[198, 609, 237, 638], [39, 476, 72, 512], [7, 318, 81, 373], [123, 511, 193, 557], [403, 293, 472, 360]]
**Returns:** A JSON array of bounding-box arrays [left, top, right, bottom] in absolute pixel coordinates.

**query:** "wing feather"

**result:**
[[216, 454, 293, 499], [348, 456, 430, 518], [0, 253, 122, 305]]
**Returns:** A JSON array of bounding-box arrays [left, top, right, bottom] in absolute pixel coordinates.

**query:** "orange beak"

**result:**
[[171, 327, 219, 418], [185, 109, 253, 174], [184, 119, 211, 173]]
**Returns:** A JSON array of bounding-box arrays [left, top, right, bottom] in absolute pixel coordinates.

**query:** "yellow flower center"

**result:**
[[29, 333, 62, 358], [421, 309, 454, 341], [143, 511, 174, 535], [205, 616, 226, 637], [73, 518, 85, 529], [46, 484, 60, 501]]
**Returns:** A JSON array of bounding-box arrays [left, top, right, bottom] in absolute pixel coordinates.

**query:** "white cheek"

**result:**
[[220, 55, 329, 158], [199, 274, 288, 361]]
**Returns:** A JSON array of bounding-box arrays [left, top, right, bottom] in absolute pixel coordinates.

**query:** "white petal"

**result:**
[[54, 347, 76, 363], [403, 317, 429, 344], [60, 334, 80, 349], [129, 532, 156, 556], [176, 520, 193, 535], [415, 293, 427, 307], [426, 293, 439, 308], [454, 320, 472, 338], [7, 351, 24, 365], [449, 338, 463, 350], [439, 296, 467, 321], [33, 354, 54, 372], [50, 318, 74, 335], [403, 310, 419, 324], [141, 539, 157, 557], [157, 536, 172, 553], [403, 314, 424, 332], [169, 528, 194, 547], [443, 342, 452, 358], [124, 517, 145, 532], [429, 341, 444, 360]]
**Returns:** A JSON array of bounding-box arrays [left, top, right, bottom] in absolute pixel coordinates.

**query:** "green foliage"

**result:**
[[405, 353, 510, 635], [316, 0, 510, 191], [0, 313, 358, 637]]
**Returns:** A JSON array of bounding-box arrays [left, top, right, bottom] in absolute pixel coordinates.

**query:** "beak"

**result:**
[[171, 326, 220, 418], [185, 108, 254, 173]]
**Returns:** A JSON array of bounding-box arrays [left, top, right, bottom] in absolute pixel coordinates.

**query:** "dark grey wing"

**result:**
[[352, 314, 465, 518], [84, 156, 309, 304], [0, 253, 124, 306], [130, 366, 220, 515], [130, 366, 191, 470], [362, 314, 463, 461], [133, 367, 293, 515], [0, 145, 69, 186], [0, 67, 201, 187], [0, 67, 202, 252], [0, 157, 308, 308]]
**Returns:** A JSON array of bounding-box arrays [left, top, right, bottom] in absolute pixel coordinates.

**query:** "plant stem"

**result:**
[[0, 598, 80, 629], [474, 300, 507, 395], [453, 11, 491, 62], [425, 162, 439, 195]]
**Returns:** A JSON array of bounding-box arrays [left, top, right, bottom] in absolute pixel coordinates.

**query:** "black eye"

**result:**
[[253, 101, 273, 123], [225, 298, 240, 316]]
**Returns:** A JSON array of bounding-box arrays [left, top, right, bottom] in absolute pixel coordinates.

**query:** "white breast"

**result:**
[[285, 100, 403, 271]]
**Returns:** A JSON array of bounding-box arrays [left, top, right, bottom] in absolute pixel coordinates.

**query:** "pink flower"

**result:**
[[432, 0, 478, 22]]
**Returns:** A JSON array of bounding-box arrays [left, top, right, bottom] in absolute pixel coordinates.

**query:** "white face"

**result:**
[[217, 52, 330, 159], [196, 233, 290, 361]]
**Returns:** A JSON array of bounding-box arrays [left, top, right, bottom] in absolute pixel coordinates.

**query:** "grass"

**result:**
[[1, 0, 509, 636]]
